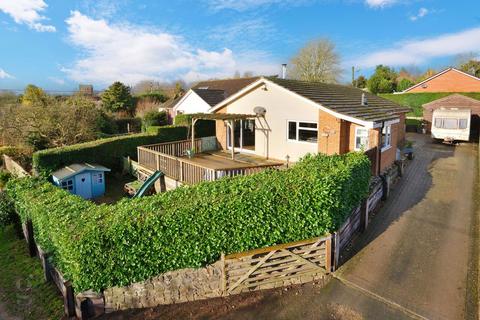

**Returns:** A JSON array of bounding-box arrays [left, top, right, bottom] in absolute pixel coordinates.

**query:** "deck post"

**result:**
[[191, 118, 196, 152], [230, 120, 235, 160]]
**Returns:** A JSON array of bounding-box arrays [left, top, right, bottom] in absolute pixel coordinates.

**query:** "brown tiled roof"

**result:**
[[161, 95, 183, 109], [267, 77, 411, 122], [192, 77, 260, 99], [192, 89, 226, 106]]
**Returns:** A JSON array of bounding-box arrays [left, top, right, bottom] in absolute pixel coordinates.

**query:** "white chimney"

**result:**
[[281, 64, 287, 79], [361, 93, 368, 106]]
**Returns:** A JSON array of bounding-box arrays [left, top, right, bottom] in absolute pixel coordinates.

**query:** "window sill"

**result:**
[[381, 145, 392, 153], [287, 139, 318, 145]]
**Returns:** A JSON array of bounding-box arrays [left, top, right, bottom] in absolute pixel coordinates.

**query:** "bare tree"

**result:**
[[289, 38, 342, 83]]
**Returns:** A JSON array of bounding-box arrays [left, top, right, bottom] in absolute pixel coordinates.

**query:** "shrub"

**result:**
[[0, 192, 14, 228], [0, 171, 12, 189], [174, 113, 216, 137], [7, 152, 370, 292], [113, 117, 142, 133], [32, 126, 188, 174], [142, 111, 168, 129]]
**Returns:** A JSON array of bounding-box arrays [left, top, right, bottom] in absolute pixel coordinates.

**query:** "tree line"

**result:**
[[288, 38, 480, 94]]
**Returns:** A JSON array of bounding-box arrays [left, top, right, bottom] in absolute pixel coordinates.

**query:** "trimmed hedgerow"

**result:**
[[32, 126, 187, 174], [6, 152, 370, 292]]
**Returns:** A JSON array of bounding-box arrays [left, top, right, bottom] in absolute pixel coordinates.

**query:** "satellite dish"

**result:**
[[253, 106, 267, 116]]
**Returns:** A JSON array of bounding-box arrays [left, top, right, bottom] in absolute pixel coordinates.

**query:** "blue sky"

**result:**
[[0, 0, 479, 91]]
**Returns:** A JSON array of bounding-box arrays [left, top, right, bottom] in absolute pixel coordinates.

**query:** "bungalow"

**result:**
[[209, 77, 410, 174], [400, 67, 480, 93], [171, 77, 260, 117]]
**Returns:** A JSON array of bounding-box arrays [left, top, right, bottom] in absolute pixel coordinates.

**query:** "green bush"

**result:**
[[32, 126, 187, 174], [142, 111, 168, 129], [6, 152, 370, 292], [0, 171, 12, 189], [174, 113, 216, 137], [113, 117, 142, 133], [0, 192, 14, 228]]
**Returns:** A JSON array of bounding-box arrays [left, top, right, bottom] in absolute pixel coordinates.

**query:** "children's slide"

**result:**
[[132, 171, 164, 198]]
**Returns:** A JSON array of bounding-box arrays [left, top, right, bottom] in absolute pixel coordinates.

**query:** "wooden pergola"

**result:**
[[190, 113, 258, 160]]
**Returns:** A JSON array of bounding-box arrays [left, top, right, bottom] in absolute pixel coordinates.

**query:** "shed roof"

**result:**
[[266, 77, 410, 122], [52, 163, 111, 181]]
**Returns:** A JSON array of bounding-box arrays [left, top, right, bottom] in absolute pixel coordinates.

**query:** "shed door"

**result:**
[[75, 172, 93, 199]]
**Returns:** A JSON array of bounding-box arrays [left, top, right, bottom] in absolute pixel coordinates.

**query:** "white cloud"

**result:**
[[0, 68, 13, 79], [410, 7, 429, 21], [62, 11, 278, 85], [0, 0, 56, 32], [355, 27, 480, 68], [365, 0, 398, 8]]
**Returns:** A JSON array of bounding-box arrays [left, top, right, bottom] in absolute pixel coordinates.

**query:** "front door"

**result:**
[[227, 119, 255, 153], [75, 172, 93, 199]]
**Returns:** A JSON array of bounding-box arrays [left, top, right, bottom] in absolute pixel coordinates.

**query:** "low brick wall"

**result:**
[[103, 261, 223, 312]]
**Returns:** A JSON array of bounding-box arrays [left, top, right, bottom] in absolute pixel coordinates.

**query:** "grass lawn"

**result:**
[[0, 225, 63, 320], [380, 92, 480, 117]]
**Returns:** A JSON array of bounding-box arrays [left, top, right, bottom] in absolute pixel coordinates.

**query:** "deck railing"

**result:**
[[137, 140, 283, 185]]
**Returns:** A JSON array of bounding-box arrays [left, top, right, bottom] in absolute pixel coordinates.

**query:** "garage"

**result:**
[[423, 94, 480, 139]]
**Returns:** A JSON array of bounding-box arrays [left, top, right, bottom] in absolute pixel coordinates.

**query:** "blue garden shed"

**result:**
[[52, 163, 111, 199]]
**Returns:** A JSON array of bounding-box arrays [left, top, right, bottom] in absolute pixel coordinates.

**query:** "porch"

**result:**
[[137, 137, 284, 186]]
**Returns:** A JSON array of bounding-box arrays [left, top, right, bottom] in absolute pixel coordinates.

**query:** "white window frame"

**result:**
[[381, 125, 392, 152], [354, 127, 369, 151], [287, 120, 318, 144]]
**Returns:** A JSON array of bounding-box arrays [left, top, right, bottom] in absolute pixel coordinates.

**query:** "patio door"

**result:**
[[227, 119, 255, 153]]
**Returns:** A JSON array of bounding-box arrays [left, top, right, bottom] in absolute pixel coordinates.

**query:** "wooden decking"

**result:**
[[137, 139, 284, 185], [181, 151, 283, 170]]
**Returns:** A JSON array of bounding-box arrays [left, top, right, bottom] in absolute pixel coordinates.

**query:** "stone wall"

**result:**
[[103, 261, 223, 312]]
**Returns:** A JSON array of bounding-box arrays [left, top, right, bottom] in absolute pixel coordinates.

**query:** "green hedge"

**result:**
[[32, 126, 187, 174], [174, 113, 216, 137], [6, 152, 370, 292], [380, 92, 480, 117]]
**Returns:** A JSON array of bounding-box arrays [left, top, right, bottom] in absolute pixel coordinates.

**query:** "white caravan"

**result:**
[[431, 108, 471, 142]]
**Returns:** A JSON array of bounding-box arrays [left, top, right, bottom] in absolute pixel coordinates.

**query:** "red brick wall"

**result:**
[[397, 114, 406, 146], [407, 69, 480, 93], [379, 123, 399, 172], [318, 110, 344, 155], [215, 108, 228, 150]]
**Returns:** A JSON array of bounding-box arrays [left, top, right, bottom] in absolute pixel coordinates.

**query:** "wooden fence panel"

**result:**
[[337, 206, 362, 252], [224, 236, 331, 294]]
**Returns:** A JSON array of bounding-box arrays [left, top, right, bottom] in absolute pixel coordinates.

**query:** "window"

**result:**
[[434, 118, 468, 130], [287, 121, 318, 143], [355, 127, 369, 151], [381, 125, 391, 150], [443, 118, 458, 129], [93, 173, 103, 184], [60, 179, 73, 191]]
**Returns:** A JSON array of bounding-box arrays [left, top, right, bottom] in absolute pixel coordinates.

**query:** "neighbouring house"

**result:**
[[422, 94, 480, 135], [79, 84, 94, 97], [171, 77, 260, 117], [52, 163, 110, 199], [210, 77, 410, 174], [400, 68, 480, 93]]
